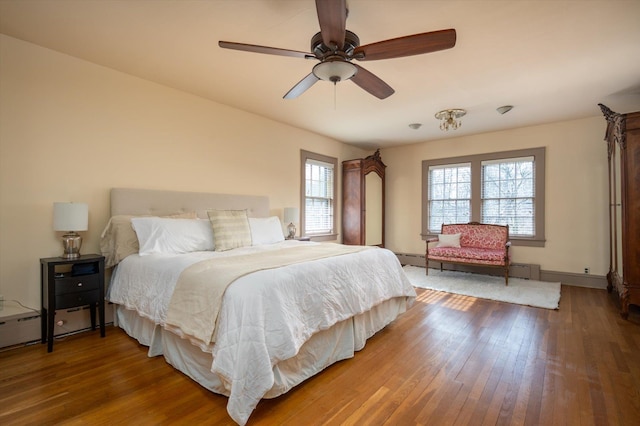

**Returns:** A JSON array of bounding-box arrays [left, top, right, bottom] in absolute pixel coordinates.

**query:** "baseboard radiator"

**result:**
[[395, 252, 607, 289], [396, 252, 540, 280], [0, 303, 115, 350]]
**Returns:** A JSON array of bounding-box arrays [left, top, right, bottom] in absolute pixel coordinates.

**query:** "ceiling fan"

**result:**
[[219, 0, 456, 100]]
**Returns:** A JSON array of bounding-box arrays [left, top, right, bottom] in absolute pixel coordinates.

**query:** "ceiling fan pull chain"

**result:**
[[334, 82, 337, 110]]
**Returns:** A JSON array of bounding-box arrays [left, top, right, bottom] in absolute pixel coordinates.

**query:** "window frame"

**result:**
[[481, 156, 536, 237], [427, 162, 472, 231], [300, 150, 338, 241], [422, 147, 546, 247]]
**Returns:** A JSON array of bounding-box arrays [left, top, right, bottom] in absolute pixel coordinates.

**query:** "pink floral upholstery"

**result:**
[[425, 222, 511, 284], [440, 223, 508, 250], [428, 247, 506, 265]]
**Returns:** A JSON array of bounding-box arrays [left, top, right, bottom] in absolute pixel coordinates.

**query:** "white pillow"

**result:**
[[131, 217, 214, 255], [249, 216, 285, 245], [437, 233, 461, 248]]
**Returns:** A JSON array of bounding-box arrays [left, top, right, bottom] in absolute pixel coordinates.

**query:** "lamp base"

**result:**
[[61, 232, 82, 259], [287, 222, 296, 240]]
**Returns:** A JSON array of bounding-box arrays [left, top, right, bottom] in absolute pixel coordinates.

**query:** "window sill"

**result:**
[[509, 238, 546, 247], [303, 233, 338, 242]]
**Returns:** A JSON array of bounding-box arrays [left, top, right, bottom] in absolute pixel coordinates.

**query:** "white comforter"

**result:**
[[108, 241, 416, 425]]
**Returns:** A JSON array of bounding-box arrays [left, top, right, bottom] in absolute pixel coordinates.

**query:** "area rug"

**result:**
[[402, 265, 561, 310]]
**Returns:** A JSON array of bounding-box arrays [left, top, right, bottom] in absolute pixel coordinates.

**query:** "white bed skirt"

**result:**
[[116, 296, 408, 400]]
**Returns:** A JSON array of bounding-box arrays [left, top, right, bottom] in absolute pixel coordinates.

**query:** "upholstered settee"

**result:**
[[425, 222, 511, 285]]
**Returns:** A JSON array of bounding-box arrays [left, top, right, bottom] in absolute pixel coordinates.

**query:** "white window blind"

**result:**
[[481, 156, 535, 236], [305, 159, 334, 234], [428, 163, 471, 233]]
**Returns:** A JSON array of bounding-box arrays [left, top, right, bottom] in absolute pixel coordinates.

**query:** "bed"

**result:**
[[104, 188, 416, 425]]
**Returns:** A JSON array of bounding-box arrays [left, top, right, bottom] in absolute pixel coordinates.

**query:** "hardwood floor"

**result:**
[[1, 285, 639, 425]]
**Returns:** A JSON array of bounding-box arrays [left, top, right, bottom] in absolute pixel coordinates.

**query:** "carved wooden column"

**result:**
[[599, 103, 640, 319]]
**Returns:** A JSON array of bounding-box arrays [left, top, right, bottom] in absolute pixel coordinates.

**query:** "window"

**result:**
[[300, 150, 337, 240], [422, 148, 545, 246], [481, 157, 535, 236], [428, 163, 471, 232]]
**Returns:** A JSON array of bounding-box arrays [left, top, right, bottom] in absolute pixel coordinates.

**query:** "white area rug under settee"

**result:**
[[402, 265, 561, 310]]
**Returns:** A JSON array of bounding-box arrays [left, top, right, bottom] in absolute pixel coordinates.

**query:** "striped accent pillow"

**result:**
[[207, 209, 252, 252]]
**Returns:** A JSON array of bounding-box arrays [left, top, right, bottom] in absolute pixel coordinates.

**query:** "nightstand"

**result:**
[[40, 254, 105, 352]]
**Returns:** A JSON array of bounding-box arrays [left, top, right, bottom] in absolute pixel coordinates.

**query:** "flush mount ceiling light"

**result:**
[[435, 108, 466, 131], [408, 123, 422, 130], [496, 105, 514, 115]]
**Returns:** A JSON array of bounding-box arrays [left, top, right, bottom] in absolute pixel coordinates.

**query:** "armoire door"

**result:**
[[342, 150, 386, 246]]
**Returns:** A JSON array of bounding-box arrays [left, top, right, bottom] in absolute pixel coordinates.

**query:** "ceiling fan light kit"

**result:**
[[435, 109, 466, 131], [218, 0, 456, 100], [313, 60, 357, 82]]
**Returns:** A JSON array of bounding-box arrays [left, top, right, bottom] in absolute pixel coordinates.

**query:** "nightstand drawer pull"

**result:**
[[78, 282, 82, 287]]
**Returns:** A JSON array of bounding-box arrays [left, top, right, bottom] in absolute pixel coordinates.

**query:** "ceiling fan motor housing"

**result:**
[[311, 30, 360, 58]]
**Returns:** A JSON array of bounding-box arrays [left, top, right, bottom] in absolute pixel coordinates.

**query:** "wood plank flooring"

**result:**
[[1, 285, 639, 425]]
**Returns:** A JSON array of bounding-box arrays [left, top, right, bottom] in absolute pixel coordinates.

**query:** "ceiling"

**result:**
[[1, 0, 639, 149]]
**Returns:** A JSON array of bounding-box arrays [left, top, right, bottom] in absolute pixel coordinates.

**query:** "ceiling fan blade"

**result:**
[[353, 29, 456, 61], [219, 41, 312, 59], [283, 73, 320, 99], [315, 0, 347, 49], [351, 64, 394, 99]]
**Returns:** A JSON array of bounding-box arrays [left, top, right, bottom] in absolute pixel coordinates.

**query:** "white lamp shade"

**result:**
[[53, 202, 88, 231], [283, 207, 299, 224], [312, 61, 357, 82]]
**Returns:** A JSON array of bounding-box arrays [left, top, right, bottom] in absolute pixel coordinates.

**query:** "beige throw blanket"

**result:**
[[165, 243, 369, 346]]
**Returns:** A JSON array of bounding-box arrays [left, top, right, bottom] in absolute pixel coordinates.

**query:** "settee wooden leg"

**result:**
[[505, 268, 509, 286]]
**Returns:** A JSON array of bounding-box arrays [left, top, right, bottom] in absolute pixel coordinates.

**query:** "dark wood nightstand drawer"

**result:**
[[54, 275, 99, 295], [55, 289, 100, 310]]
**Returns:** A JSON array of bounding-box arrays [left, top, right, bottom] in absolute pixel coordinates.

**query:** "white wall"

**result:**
[[382, 116, 609, 275], [0, 35, 366, 310]]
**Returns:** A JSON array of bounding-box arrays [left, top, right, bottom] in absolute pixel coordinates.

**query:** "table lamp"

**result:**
[[283, 207, 299, 239], [53, 202, 88, 259]]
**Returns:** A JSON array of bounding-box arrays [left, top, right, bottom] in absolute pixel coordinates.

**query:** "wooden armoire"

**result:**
[[342, 150, 386, 247], [599, 104, 640, 319]]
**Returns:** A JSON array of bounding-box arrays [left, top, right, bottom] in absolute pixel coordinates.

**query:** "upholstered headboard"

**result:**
[[110, 188, 270, 218]]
